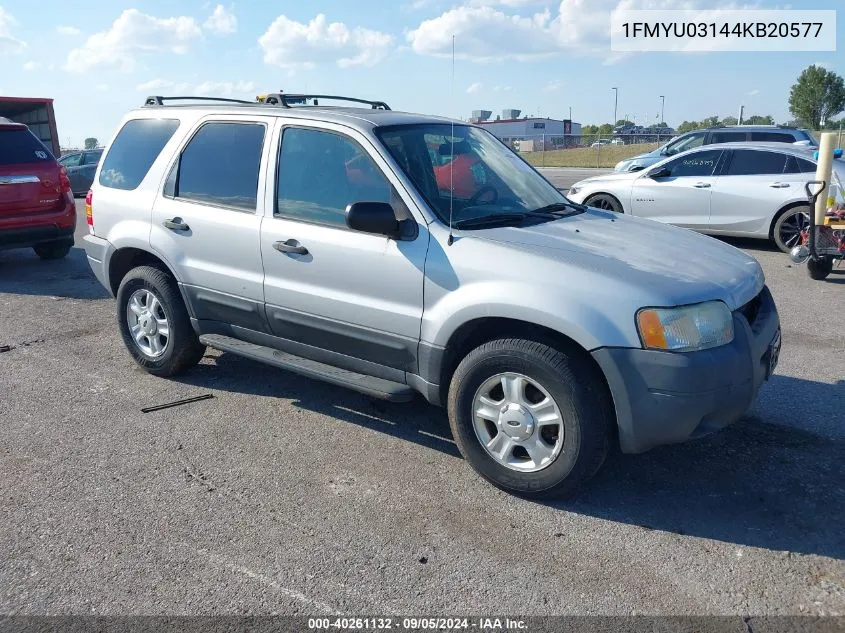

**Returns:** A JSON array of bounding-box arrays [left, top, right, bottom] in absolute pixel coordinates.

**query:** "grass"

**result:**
[[522, 142, 660, 169]]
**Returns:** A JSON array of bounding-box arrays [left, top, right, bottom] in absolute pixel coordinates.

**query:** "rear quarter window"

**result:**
[[750, 132, 797, 143], [99, 118, 180, 190], [0, 128, 54, 165]]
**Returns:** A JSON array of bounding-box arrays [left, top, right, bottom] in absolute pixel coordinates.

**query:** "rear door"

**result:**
[[0, 125, 62, 220], [629, 148, 724, 229], [150, 116, 272, 333], [708, 149, 796, 235]]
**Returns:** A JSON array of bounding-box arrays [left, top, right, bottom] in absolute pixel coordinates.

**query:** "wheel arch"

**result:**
[[583, 191, 625, 213], [769, 200, 810, 239], [107, 247, 177, 296]]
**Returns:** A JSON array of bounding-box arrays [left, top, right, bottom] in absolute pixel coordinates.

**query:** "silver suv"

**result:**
[[83, 93, 782, 498]]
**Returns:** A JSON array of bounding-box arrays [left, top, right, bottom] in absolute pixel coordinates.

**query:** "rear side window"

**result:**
[[726, 150, 788, 176], [169, 122, 265, 211], [99, 118, 179, 190], [0, 128, 53, 165], [82, 151, 102, 166], [709, 131, 747, 144], [751, 131, 796, 143]]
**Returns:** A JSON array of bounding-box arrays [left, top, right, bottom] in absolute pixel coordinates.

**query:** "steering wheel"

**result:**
[[467, 185, 499, 206]]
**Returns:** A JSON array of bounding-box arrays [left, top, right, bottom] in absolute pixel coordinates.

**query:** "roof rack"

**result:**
[[143, 95, 253, 106], [258, 93, 391, 110]]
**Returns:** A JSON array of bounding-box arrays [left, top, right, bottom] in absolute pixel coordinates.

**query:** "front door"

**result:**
[[150, 116, 273, 332], [629, 148, 725, 229], [260, 122, 428, 375]]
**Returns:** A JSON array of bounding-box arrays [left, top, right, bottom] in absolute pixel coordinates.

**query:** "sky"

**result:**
[[0, 0, 841, 148]]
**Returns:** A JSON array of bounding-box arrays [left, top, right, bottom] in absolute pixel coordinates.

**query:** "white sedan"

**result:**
[[566, 142, 845, 253]]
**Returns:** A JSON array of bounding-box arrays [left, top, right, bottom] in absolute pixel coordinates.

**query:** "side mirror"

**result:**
[[648, 167, 671, 179], [346, 201, 400, 238]]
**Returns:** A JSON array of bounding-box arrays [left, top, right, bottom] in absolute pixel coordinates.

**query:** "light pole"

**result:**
[[660, 95, 665, 125], [569, 106, 572, 121], [611, 87, 618, 127]]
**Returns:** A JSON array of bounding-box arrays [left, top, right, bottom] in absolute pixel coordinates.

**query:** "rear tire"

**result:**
[[447, 338, 612, 499], [807, 256, 833, 280], [116, 265, 206, 377], [33, 240, 72, 260], [773, 206, 811, 254], [583, 193, 623, 213]]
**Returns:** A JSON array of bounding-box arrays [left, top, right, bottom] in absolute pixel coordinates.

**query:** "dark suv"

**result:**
[[614, 126, 818, 172], [0, 119, 76, 259]]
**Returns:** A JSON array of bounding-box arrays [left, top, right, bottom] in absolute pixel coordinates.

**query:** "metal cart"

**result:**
[[796, 180, 845, 280]]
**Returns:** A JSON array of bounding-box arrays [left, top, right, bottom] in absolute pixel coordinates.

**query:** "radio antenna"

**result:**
[[447, 34, 456, 246]]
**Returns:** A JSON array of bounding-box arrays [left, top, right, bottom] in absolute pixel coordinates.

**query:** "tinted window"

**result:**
[[277, 127, 391, 226], [796, 157, 817, 173], [173, 122, 265, 211], [750, 131, 795, 143], [726, 150, 787, 176], [662, 150, 722, 177], [0, 128, 53, 165], [82, 150, 102, 165], [59, 153, 82, 167], [99, 119, 179, 190], [709, 131, 747, 144]]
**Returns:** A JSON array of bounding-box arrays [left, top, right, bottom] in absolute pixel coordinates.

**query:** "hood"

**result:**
[[472, 209, 764, 310], [576, 171, 641, 186]]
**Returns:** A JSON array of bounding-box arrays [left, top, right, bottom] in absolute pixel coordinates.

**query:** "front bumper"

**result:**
[[592, 286, 780, 454]]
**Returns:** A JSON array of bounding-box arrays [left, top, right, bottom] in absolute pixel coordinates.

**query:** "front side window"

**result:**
[[173, 122, 265, 211], [99, 118, 179, 190], [661, 149, 723, 178], [377, 124, 567, 225], [276, 127, 391, 227], [726, 150, 788, 176], [59, 153, 82, 167], [665, 132, 705, 155], [82, 150, 102, 165]]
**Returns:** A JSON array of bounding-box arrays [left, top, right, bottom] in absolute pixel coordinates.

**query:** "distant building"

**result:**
[[470, 109, 582, 150]]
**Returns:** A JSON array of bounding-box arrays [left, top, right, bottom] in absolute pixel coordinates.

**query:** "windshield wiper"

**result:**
[[452, 213, 526, 230], [530, 201, 586, 216]]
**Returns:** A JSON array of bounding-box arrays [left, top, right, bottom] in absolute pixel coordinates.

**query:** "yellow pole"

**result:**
[[814, 132, 837, 224]]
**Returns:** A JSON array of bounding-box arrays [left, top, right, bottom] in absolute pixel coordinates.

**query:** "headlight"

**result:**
[[636, 301, 734, 352], [614, 160, 629, 171], [568, 182, 584, 195]]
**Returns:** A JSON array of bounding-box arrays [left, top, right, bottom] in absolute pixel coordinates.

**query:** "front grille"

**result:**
[[737, 291, 762, 327]]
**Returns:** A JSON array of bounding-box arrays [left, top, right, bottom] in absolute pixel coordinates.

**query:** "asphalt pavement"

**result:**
[[539, 167, 612, 192], [0, 187, 843, 617]]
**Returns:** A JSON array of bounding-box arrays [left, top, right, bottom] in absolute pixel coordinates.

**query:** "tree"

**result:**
[[789, 65, 845, 129], [598, 123, 613, 136], [615, 119, 634, 128], [84, 137, 98, 149], [677, 120, 702, 133], [745, 114, 774, 125], [721, 116, 738, 126]]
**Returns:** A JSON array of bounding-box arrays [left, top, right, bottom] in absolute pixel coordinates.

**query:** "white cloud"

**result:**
[[136, 79, 256, 97], [407, 0, 749, 63], [204, 5, 237, 35], [57, 26, 82, 36], [493, 84, 512, 92], [466, 82, 483, 94], [544, 79, 564, 91], [258, 14, 394, 70], [65, 9, 202, 73], [95, 83, 108, 92], [22, 60, 40, 71], [0, 7, 25, 54], [747, 89, 760, 96]]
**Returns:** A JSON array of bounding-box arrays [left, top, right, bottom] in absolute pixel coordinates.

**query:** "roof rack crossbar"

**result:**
[[261, 93, 391, 110], [144, 95, 253, 107]]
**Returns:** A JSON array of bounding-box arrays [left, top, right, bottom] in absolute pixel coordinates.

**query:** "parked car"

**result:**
[[82, 93, 780, 498], [614, 126, 818, 173], [568, 142, 845, 253], [0, 118, 76, 259], [591, 140, 610, 148], [58, 149, 103, 197]]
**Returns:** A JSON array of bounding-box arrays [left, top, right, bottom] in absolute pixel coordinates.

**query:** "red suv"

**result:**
[[0, 119, 76, 259]]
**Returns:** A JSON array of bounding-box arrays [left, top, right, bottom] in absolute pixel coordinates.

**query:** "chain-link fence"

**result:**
[[504, 132, 676, 169]]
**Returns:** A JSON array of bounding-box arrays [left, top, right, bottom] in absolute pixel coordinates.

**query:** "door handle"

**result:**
[[693, 182, 711, 188], [163, 217, 190, 231], [769, 182, 791, 188], [273, 239, 308, 255]]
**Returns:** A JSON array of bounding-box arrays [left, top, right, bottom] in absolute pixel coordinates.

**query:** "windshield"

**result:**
[[376, 123, 570, 225]]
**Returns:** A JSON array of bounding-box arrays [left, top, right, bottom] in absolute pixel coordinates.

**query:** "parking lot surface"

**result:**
[[1, 194, 843, 616]]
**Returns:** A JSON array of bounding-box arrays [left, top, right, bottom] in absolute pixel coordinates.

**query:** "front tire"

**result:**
[[447, 338, 612, 499], [583, 193, 623, 213], [116, 265, 206, 377]]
